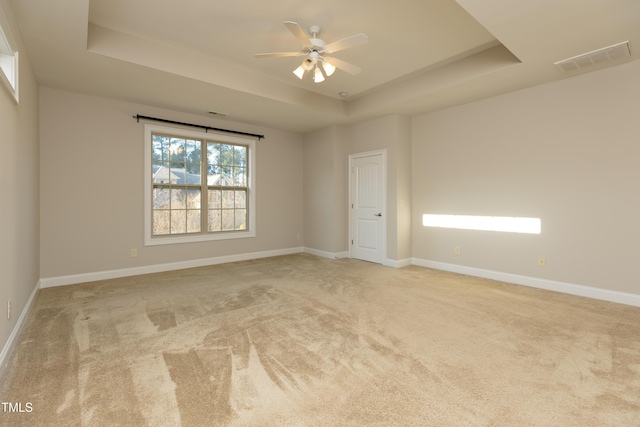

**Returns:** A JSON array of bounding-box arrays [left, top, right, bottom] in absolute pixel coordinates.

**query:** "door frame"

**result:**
[[348, 149, 387, 264]]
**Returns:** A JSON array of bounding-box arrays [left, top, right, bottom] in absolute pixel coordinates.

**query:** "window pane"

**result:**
[[234, 167, 246, 187], [152, 135, 170, 163], [221, 166, 233, 186], [222, 210, 234, 231], [184, 139, 201, 181], [235, 209, 247, 230], [208, 189, 221, 209], [153, 188, 170, 209], [187, 210, 201, 233], [208, 210, 221, 232], [235, 190, 246, 208], [153, 210, 170, 235], [207, 143, 220, 166], [153, 163, 172, 184], [185, 162, 201, 181], [186, 139, 200, 163], [171, 210, 186, 234], [0, 28, 18, 96], [233, 145, 246, 167], [220, 144, 233, 166], [171, 188, 186, 209], [169, 138, 185, 162], [187, 189, 200, 209], [222, 190, 234, 209], [207, 165, 221, 186]]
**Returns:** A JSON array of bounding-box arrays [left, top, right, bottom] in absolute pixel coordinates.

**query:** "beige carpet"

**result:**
[[1, 254, 639, 426]]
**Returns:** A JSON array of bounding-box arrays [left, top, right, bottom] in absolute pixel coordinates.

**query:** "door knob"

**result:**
[[374, 213, 382, 217]]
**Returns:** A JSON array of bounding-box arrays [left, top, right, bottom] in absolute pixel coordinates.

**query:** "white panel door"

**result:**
[[351, 152, 385, 264]]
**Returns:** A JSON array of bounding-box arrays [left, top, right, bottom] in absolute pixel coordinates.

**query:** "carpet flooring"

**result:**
[[1, 254, 639, 426]]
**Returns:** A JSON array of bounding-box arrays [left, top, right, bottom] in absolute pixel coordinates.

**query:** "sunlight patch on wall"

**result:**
[[423, 214, 541, 234]]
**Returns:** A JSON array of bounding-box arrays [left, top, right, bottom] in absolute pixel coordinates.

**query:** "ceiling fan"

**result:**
[[255, 21, 368, 83]]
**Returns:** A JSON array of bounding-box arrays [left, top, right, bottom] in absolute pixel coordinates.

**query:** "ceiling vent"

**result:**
[[554, 41, 631, 73]]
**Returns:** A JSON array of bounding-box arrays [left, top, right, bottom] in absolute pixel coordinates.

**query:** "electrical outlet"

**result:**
[[454, 246, 461, 255], [7, 300, 10, 320], [131, 248, 138, 258], [296, 233, 301, 241], [537, 256, 546, 267]]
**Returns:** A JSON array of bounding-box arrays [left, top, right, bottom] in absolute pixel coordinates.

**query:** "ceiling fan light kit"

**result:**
[[293, 65, 305, 79], [323, 61, 336, 76], [313, 66, 325, 83], [255, 21, 368, 83]]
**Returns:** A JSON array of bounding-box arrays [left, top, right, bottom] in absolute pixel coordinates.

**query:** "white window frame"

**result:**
[[144, 124, 256, 246], [0, 10, 18, 103]]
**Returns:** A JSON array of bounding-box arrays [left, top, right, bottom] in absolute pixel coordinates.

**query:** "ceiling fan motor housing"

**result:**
[[308, 25, 326, 51]]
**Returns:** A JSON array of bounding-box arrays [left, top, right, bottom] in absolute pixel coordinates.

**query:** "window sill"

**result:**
[[144, 229, 256, 246]]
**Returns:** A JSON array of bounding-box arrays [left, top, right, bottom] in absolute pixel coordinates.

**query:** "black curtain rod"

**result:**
[[133, 114, 264, 140]]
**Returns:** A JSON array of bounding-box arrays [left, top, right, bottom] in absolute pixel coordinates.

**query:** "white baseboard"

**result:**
[[40, 247, 304, 288], [303, 247, 348, 259], [385, 258, 412, 268], [412, 258, 640, 307], [0, 281, 40, 376]]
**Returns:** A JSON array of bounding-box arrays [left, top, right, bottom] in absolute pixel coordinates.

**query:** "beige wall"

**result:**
[[303, 115, 411, 262], [412, 59, 640, 294], [395, 115, 412, 261], [303, 127, 343, 255], [0, 0, 40, 362], [39, 88, 303, 279], [344, 115, 412, 262]]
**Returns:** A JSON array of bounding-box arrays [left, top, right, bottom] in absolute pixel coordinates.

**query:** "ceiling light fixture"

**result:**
[[258, 22, 367, 84], [322, 61, 336, 76], [313, 66, 325, 83], [293, 65, 305, 79], [293, 58, 315, 80], [294, 53, 329, 83]]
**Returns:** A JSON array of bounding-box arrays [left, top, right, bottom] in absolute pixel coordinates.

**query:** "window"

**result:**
[[144, 124, 256, 245], [0, 12, 18, 102]]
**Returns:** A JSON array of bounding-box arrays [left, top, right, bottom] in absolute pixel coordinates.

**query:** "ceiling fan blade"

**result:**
[[324, 33, 368, 54], [283, 21, 311, 46], [325, 57, 362, 75], [254, 52, 304, 58]]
